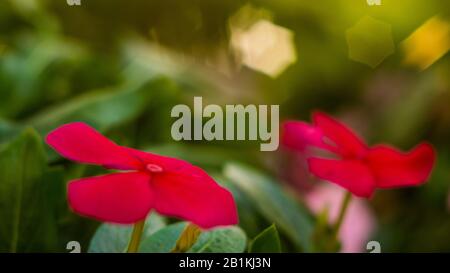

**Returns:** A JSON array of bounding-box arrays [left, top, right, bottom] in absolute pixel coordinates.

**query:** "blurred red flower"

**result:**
[[46, 122, 238, 228], [282, 112, 436, 198]]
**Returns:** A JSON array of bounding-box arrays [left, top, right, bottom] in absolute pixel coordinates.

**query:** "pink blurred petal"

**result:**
[[305, 183, 376, 252], [46, 122, 141, 170], [308, 158, 376, 198], [312, 112, 368, 158], [366, 143, 435, 188], [282, 121, 330, 152], [281, 153, 316, 192], [151, 164, 238, 229], [68, 172, 153, 224]]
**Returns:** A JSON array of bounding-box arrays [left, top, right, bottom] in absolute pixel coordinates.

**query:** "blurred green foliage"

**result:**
[[0, 0, 449, 252]]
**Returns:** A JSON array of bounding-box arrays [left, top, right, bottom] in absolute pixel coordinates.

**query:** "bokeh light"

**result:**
[[346, 16, 395, 68], [230, 5, 296, 77], [402, 16, 450, 70]]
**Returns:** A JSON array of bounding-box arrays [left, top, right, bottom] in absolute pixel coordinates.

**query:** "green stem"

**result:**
[[170, 223, 202, 253], [127, 220, 145, 253], [333, 191, 352, 238]]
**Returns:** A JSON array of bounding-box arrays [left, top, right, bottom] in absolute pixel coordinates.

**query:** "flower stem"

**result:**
[[171, 223, 202, 253], [127, 220, 145, 253], [333, 191, 352, 238]]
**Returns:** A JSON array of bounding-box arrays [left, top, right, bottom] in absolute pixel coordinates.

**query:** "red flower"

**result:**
[[46, 122, 238, 228], [282, 112, 435, 198]]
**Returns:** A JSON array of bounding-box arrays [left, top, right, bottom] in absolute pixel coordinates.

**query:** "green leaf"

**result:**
[[378, 72, 439, 146], [88, 213, 166, 253], [139, 222, 186, 253], [0, 35, 85, 117], [139, 222, 247, 253], [224, 162, 314, 252], [0, 119, 22, 144], [212, 174, 268, 239], [189, 226, 247, 253], [28, 77, 174, 135], [0, 128, 61, 252], [249, 224, 281, 253]]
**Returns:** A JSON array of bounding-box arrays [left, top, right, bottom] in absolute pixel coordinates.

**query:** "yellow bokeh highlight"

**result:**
[[402, 16, 450, 70]]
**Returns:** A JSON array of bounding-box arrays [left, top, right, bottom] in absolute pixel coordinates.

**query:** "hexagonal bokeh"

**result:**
[[346, 16, 395, 68], [230, 19, 297, 77]]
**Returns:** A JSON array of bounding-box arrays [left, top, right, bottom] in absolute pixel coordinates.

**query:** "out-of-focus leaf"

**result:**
[[379, 72, 440, 146], [139, 222, 247, 253], [88, 213, 166, 253], [28, 77, 175, 135], [224, 162, 314, 252], [213, 173, 269, 239], [0, 128, 61, 252], [248, 224, 281, 253], [8, 0, 59, 31], [0, 119, 22, 144], [310, 207, 340, 252], [144, 144, 244, 169], [122, 38, 244, 100], [0, 35, 85, 117]]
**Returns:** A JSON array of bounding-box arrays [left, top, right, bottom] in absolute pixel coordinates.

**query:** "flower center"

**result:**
[[146, 164, 163, 173]]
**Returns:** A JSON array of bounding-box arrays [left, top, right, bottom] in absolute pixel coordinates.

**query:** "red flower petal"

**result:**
[[151, 164, 238, 229], [313, 112, 368, 158], [308, 158, 376, 198], [282, 121, 333, 152], [366, 143, 435, 188], [46, 122, 141, 170], [68, 172, 153, 224], [123, 147, 187, 172]]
